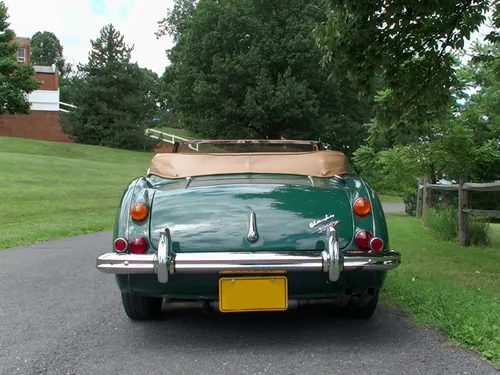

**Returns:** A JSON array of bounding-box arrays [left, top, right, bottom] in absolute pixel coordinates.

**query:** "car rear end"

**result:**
[[96, 141, 401, 319]]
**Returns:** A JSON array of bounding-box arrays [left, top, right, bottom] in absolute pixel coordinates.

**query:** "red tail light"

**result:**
[[369, 237, 384, 253], [354, 230, 373, 249], [114, 238, 128, 252], [129, 236, 148, 254]]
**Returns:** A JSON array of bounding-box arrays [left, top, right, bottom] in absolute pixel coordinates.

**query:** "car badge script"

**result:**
[[309, 214, 341, 234]]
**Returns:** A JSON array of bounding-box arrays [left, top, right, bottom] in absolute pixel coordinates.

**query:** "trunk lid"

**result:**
[[149, 182, 353, 252]]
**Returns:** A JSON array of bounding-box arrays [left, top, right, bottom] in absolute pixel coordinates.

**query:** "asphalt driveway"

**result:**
[[0, 226, 498, 375], [382, 203, 405, 213]]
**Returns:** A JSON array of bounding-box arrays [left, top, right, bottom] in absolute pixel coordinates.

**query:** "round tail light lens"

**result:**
[[129, 236, 148, 254], [130, 203, 149, 221], [369, 237, 384, 253], [114, 238, 128, 252], [355, 230, 373, 249], [353, 198, 371, 216]]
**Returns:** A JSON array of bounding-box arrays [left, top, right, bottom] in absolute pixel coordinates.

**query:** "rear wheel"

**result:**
[[341, 290, 379, 319], [121, 292, 163, 320]]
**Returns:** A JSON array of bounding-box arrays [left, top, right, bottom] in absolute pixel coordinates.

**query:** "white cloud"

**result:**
[[4, 0, 176, 75]]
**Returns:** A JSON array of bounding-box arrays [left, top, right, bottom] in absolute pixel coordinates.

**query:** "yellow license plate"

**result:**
[[218, 276, 288, 313]]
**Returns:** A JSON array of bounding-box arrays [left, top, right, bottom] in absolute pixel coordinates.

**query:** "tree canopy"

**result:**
[[315, 0, 493, 142], [157, 0, 371, 155], [0, 1, 40, 115], [30, 31, 71, 77], [61, 24, 157, 150]]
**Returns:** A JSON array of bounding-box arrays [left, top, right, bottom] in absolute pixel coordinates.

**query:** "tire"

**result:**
[[121, 292, 163, 320], [341, 290, 379, 319]]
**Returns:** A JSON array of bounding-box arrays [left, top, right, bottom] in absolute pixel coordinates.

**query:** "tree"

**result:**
[[352, 40, 500, 196], [157, 0, 370, 155], [0, 1, 40, 115], [30, 31, 71, 77], [61, 24, 158, 150], [156, 0, 197, 44], [315, 0, 492, 140]]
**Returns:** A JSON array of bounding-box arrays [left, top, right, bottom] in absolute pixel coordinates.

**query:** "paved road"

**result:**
[[382, 203, 405, 213], [1, 231, 499, 374]]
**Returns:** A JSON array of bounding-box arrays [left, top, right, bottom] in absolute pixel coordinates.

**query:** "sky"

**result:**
[[4, 0, 176, 75], [4, 0, 493, 76]]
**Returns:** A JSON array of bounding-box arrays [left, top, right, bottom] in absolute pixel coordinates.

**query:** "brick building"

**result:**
[[14, 37, 30, 64], [0, 37, 70, 142]]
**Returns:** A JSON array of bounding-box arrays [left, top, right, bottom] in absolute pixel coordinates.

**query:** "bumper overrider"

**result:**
[[96, 227, 401, 283]]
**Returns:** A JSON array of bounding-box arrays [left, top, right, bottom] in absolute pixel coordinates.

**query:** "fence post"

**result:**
[[422, 174, 430, 216], [458, 174, 469, 247], [416, 177, 424, 218]]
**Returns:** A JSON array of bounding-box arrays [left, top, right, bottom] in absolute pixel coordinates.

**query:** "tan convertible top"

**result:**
[[148, 151, 350, 179]]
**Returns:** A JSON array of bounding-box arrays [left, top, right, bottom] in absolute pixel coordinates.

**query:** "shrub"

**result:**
[[423, 206, 491, 246], [404, 191, 417, 216], [468, 216, 491, 247], [423, 206, 458, 241]]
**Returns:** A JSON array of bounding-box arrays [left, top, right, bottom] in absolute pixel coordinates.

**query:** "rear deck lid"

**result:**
[[149, 183, 353, 252]]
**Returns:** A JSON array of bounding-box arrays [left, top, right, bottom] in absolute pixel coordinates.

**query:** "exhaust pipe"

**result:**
[[337, 287, 353, 307], [164, 287, 356, 314], [163, 287, 359, 312], [355, 287, 376, 307]]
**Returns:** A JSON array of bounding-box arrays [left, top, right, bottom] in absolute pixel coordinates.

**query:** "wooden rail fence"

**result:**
[[416, 174, 500, 246]]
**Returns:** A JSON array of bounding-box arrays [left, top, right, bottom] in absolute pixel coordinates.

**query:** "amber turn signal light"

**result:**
[[353, 198, 371, 216], [130, 203, 149, 221]]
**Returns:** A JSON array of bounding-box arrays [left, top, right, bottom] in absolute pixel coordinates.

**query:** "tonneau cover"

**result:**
[[148, 151, 350, 179]]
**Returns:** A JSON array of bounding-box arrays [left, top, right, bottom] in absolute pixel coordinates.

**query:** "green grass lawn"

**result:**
[[384, 213, 500, 365], [0, 137, 153, 250], [491, 223, 500, 245]]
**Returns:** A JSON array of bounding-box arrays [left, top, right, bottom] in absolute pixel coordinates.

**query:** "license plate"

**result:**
[[218, 276, 288, 313]]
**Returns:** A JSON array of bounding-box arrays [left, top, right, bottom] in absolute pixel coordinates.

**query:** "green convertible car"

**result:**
[[96, 139, 401, 320]]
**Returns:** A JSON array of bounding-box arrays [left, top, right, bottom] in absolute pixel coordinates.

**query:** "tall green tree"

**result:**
[[61, 24, 157, 150], [156, 0, 197, 44], [315, 0, 493, 142], [30, 31, 71, 77], [158, 0, 370, 155], [353, 41, 500, 195], [0, 1, 40, 115]]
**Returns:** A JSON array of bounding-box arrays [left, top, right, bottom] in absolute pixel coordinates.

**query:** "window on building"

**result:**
[[17, 48, 26, 62]]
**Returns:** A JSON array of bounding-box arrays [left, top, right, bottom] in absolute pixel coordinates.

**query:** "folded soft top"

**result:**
[[148, 151, 350, 179]]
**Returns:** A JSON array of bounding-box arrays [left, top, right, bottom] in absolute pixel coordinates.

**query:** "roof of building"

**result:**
[[34, 65, 57, 74]]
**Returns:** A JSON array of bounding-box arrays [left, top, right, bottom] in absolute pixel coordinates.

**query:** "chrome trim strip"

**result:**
[[174, 251, 324, 272], [360, 178, 377, 236], [96, 250, 401, 278], [96, 253, 156, 274], [343, 253, 401, 271]]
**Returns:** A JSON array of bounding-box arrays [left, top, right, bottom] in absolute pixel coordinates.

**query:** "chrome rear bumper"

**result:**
[[96, 228, 401, 284]]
